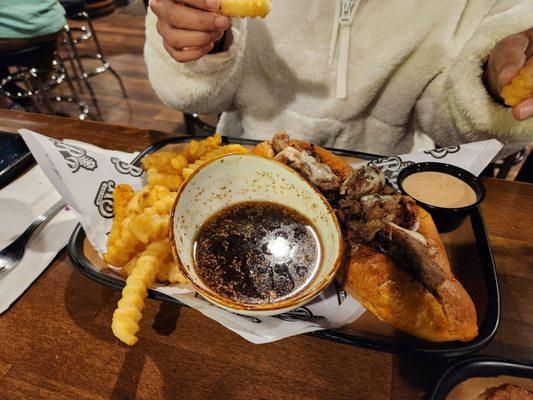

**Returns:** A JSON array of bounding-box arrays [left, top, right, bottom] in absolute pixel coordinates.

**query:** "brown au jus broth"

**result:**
[[193, 201, 322, 304]]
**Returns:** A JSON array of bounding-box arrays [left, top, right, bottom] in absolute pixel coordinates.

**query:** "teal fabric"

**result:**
[[0, 0, 67, 39]]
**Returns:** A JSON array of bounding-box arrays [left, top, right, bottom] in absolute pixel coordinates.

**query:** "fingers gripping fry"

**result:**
[[220, 0, 271, 18], [501, 62, 533, 107], [112, 255, 159, 346]]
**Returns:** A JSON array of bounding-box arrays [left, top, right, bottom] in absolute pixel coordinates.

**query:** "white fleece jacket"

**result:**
[[145, 0, 533, 156]]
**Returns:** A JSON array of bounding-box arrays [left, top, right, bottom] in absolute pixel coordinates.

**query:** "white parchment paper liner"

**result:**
[[19, 129, 502, 343]]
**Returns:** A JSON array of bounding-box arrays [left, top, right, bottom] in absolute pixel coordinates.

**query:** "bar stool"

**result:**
[[60, 0, 128, 120], [0, 42, 90, 119], [184, 113, 218, 135]]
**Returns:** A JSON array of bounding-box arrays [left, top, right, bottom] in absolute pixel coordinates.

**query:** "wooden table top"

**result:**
[[0, 110, 531, 400]]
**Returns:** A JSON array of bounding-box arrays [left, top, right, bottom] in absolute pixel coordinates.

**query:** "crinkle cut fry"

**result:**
[[500, 62, 533, 107], [104, 185, 138, 267], [107, 184, 134, 248], [112, 255, 159, 345], [220, 0, 271, 18]]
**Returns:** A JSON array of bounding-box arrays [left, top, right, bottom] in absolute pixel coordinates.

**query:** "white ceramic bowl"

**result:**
[[170, 154, 343, 316]]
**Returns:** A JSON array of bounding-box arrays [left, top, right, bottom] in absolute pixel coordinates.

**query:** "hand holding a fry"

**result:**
[[151, 0, 271, 62], [150, 0, 230, 62], [487, 28, 533, 121]]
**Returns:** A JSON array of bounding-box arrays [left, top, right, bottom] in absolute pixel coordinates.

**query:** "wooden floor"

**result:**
[[69, 0, 188, 133]]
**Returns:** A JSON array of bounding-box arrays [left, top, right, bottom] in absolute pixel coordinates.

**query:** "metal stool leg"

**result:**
[[515, 152, 532, 183], [62, 28, 85, 94], [18, 68, 52, 114], [496, 152, 518, 179], [108, 65, 128, 98], [63, 25, 102, 119], [31, 70, 56, 115], [56, 56, 90, 120], [20, 76, 44, 113], [184, 113, 197, 135], [82, 11, 128, 98]]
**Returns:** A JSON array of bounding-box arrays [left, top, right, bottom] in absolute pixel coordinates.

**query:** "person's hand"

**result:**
[[487, 28, 533, 121], [150, 0, 230, 62]]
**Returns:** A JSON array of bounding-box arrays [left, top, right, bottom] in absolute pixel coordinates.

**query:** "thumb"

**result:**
[[513, 97, 533, 121], [494, 34, 529, 89], [499, 62, 525, 88]]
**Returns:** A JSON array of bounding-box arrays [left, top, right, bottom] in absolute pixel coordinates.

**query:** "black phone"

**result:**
[[0, 132, 34, 190]]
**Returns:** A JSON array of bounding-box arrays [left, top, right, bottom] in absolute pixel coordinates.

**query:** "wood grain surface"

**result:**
[[0, 110, 531, 400]]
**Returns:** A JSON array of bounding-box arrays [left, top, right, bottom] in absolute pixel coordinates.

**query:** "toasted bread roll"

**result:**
[[251, 141, 275, 158], [340, 207, 478, 342]]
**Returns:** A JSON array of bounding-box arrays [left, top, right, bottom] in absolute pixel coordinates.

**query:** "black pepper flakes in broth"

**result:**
[[193, 201, 322, 304]]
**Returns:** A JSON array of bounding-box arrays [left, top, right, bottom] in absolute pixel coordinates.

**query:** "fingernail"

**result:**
[[518, 103, 533, 120], [212, 31, 224, 40], [215, 16, 229, 29], [205, 0, 220, 10], [500, 65, 518, 84]]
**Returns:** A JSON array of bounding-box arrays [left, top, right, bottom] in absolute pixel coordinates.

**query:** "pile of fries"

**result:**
[[103, 135, 248, 345]]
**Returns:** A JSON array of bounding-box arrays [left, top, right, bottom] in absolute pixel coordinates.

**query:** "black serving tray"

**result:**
[[427, 357, 533, 400], [68, 135, 500, 357]]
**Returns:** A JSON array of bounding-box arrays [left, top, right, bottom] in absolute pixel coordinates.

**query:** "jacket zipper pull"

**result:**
[[330, 0, 361, 99]]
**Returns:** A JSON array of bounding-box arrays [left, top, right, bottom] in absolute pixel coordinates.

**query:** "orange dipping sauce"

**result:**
[[402, 171, 477, 209]]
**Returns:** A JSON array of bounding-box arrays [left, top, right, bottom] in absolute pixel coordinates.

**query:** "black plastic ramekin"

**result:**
[[397, 162, 486, 232]]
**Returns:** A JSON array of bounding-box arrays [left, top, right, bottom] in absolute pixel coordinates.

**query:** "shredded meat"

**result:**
[[344, 219, 384, 245], [360, 195, 419, 231], [336, 196, 362, 223], [335, 166, 386, 234], [271, 130, 290, 154], [274, 146, 341, 192], [340, 194, 420, 244], [382, 184, 396, 195], [340, 166, 385, 198]]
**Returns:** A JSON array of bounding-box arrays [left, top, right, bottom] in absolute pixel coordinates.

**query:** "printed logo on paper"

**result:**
[[335, 281, 347, 305], [111, 157, 144, 177], [273, 307, 325, 322], [368, 156, 415, 189], [50, 139, 98, 173], [424, 145, 460, 159], [234, 307, 325, 324], [94, 179, 115, 219]]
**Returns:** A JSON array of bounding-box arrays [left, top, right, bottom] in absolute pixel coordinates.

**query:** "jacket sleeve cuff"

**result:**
[[144, 9, 247, 114]]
